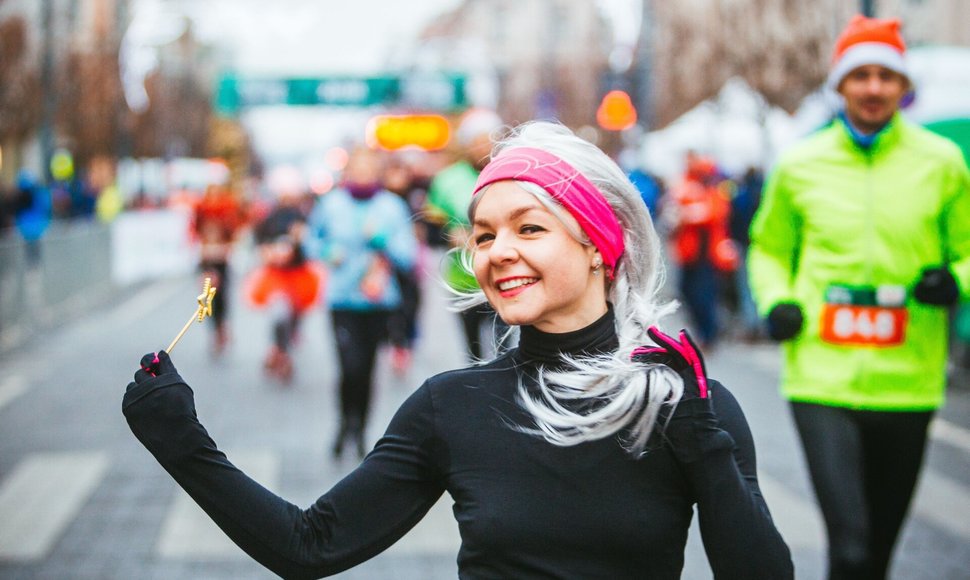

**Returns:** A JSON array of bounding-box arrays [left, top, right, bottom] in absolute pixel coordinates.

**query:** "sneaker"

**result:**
[[213, 325, 229, 355], [391, 346, 412, 375], [276, 352, 294, 384], [263, 346, 283, 372]]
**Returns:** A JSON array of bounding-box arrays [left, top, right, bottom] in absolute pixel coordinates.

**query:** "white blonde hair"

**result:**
[[452, 121, 682, 455]]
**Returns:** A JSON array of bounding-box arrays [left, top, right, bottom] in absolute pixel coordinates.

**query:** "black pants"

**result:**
[[200, 261, 229, 327], [330, 310, 390, 432], [271, 308, 301, 352], [387, 268, 421, 349], [678, 259, 719, 345], [790, 402, 933, 580]]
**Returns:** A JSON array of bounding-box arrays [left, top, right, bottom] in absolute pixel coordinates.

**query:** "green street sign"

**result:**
[[215, 73, 467, 116]]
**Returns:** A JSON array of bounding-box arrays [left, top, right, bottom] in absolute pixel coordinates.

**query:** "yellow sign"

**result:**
[[366, 114, 452, 151]]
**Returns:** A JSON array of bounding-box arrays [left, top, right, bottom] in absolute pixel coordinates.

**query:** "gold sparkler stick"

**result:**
[[166, 277, 218, 354]]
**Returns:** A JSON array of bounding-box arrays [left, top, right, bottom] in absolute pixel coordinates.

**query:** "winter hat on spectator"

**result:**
[[827, 15, 910, 91], [456, 108, 504, 147]]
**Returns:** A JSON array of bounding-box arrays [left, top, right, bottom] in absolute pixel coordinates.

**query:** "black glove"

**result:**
[[913, 266, 959, 306], [123, 349, 202, 467], [127, 350, 180, 392], [766, 302, 803, 341], [633, 326, 710, 399]]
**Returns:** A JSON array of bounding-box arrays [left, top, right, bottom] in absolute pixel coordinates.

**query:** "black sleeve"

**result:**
[[122, 375, 445, 579], [663, 380, 794, 579]]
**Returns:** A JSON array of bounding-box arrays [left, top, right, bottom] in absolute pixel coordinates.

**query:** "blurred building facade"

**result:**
[[412, 0, 970, 136], [5, 0, 967, 189], [0, 0, 227, 190], [418, 0, 613, 129], [631, 0, 969, 132], [881, 0, 970, 46], [1, 0, 133, 185]]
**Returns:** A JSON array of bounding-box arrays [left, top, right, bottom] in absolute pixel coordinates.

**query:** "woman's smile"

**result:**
[[495, 276, 539, 296]]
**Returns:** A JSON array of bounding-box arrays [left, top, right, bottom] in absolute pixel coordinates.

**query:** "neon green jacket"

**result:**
[[748, 113, 970, 410]]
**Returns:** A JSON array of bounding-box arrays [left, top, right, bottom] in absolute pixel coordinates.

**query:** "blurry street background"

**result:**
[[1, 0, 970, 579]]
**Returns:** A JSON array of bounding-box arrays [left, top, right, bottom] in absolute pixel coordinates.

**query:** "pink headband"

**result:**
[[472, 147, 625, 278]]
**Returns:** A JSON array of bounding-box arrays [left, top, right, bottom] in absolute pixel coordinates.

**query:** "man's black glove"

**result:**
[[913, 266, 959, 306], [766, 302, 803, 341]]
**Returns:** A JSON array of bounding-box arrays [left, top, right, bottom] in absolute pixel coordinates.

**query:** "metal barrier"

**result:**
[[0, 233, 29, 347], [0, 221, 114, 352]]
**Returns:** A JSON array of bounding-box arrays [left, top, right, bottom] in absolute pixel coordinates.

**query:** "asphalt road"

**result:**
[[1, 253, 968, 579]]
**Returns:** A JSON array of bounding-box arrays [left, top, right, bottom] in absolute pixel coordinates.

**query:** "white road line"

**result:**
[[386, 493, 461, 556], [104, 277, 188, 328], [912, 470, 970, 541], [0, 451, 110, 560], [157, 449, 279, 559], [0, 375, 27, 412], [931, 418, 970, 454], [757, 473, 825, 551]]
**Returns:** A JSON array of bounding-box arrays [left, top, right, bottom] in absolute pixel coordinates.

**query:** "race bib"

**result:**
[[819, 285, 908, 347]]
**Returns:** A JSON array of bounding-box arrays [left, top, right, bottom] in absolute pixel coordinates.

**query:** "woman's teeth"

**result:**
[[497, 278, 537, 291]]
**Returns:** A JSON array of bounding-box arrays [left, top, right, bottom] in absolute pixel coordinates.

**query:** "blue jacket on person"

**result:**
[[14, 170, 52, 242], [628, 168, 662, 217], [306, 187, 417, 311]]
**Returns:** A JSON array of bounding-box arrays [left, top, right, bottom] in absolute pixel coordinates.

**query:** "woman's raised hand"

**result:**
[[632, 326, 710, 399]]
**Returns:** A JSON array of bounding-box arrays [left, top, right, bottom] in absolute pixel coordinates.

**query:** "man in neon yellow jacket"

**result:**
[[748, 15, 970, 580]]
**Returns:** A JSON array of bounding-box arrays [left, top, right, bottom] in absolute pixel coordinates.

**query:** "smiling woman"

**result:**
[[457, 122, 710, 451], [469, 181, 606, 332], [123, 121, 793, 579]]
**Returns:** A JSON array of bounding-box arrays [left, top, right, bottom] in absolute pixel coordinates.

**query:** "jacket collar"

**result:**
[[836, 111, 904, 156]]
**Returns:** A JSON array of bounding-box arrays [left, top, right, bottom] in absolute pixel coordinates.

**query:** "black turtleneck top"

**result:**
[[123, 310, 793, 579]]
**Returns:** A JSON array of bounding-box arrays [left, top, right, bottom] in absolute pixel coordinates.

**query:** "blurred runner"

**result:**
[[728, 166, 765, 341], [382, 155, 426, 374], [193, 182, 246, 354], [748, 15, 970, 580], [248, 188, 323, 384], [662, 152, 737, 348], [425, 108, 510, 360], [307, 146, 418, 459], [11, 169, 52, 266]]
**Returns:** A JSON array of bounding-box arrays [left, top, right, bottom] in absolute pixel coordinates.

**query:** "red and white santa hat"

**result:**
[[827, 15, 910, 91]]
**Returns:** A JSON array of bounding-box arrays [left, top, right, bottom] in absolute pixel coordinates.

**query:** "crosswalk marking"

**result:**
[[757, 473, 825, 550], [931, 418, 970, 454], [759, 466, 970, 550], [0, 375, 27, 412], [157, 455, 463, 559], [912, 470, 970, 541], [106, 276, 187, 328], [0, 451, 110, 560], [386, 493, 461, 555], [157, 449, 279, 559]]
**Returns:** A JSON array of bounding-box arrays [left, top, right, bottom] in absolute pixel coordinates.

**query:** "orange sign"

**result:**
[[819, 304, 907, 347], [596, 90, 638, 131]]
